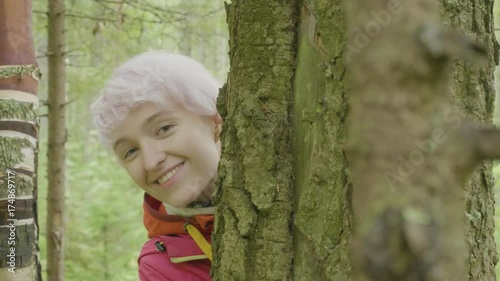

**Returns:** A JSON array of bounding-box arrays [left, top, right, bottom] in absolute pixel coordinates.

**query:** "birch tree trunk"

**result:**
[[0, 0, 42, 280], [46, 0, 66, 280]]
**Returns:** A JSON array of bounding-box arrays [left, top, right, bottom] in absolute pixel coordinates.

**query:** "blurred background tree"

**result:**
[[33, 1, 228, 280]]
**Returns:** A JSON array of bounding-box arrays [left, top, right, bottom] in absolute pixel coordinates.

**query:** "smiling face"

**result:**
[[111, 102, 221, 207]]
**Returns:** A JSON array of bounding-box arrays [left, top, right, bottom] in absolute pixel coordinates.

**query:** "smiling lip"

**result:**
[[154, 162, 184, 187]]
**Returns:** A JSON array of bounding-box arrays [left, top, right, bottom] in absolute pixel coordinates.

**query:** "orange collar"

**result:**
[[143, 193, 214, 238]]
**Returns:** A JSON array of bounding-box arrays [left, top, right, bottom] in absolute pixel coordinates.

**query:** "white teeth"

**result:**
[[158, 164, 182, 184]]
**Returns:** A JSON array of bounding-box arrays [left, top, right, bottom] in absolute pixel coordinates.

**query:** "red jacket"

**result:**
[[138, 193, 214, 281]]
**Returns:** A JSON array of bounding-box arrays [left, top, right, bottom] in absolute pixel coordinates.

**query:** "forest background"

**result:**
[[33, 1, 227, 280], [30, 0, 500, 280]]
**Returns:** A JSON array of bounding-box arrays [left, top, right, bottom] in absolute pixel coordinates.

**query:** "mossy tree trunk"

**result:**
[[214, 0, 497, 281], [442, 1, 498, 279], [347, 0, 498, 281], [213, 1, 351, 280], [291, 2, 352, 280], [0, 1, 42, 280], [213, 1, 297, 280], [46, 0, 66, 280]]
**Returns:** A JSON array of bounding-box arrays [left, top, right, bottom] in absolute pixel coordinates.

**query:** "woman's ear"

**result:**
[[213, 113, 222, 141]]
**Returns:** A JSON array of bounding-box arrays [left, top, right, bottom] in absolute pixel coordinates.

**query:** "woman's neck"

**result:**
[[196, 177, 216, 203], [163, 202, 214, 217], [164, 178, 216, 216]]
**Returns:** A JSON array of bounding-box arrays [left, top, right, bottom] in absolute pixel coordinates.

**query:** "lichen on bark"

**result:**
[[0, 100, 37, 122], [0, 174, 33, 198], [213, 1, 298, 280], [292, 1, 352, 281], [0, 65, 41, 81], [0, 137, 33, 170]]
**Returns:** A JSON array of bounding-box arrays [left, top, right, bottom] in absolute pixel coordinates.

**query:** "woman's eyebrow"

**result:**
[[113, 138, 127, 151], [112, 111, 174, 150], [142, 111, 174, 129]]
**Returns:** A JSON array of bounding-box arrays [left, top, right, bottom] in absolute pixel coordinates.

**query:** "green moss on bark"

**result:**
[[213, 1, 298, 280], [0, 100, 37, 122], [292, 2, 351, 280], [0, 174, 33, 198], [0, 137, 33, 171], [0, 65, 41, 81]]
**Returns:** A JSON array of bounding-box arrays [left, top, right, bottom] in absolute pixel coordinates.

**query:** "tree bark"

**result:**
[[213, 1, 353, 280], [347, 0, 498, 281], [214, 0, 497, 281], [442, 1, 498, 280], [0, 0, 42, 280], [291, 2, 352, 280], [46, 0, 66, 280], [212, 1, 297, 280]]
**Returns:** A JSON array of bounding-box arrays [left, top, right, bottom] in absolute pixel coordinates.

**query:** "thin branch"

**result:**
[[127, 0, 188, 18], [201, 7, 225, 18], [65, 13, 119, 22], [124, 1, 185, 23], [94, 1, 170, 24], [94, 0, 130, 4], [33, 9, 48, 16], [33, 9, 120, 22], [66, 63, 97, 68]]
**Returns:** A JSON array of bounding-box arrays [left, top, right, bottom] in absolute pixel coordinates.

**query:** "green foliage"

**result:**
[[34, 0, 228, 280], [38, 134, 145, 281]]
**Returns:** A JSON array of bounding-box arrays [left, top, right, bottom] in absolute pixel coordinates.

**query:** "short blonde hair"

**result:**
[[91, 51, 220, 148]]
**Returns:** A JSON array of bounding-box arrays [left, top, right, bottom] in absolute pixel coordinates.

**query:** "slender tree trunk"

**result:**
[[347, 0, 498, 281], [46, 0, 66, 280], [0, 1, 42, 280]]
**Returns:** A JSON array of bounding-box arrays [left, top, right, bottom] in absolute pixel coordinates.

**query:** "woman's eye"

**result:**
[[157, 125, 172, 136], [123, 147, 138, 159]]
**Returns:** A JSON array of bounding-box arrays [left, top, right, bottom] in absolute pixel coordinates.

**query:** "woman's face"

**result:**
[[111, 102, 221, 207]]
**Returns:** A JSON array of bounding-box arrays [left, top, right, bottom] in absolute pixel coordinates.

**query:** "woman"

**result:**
[[91, 51, 222, 280]]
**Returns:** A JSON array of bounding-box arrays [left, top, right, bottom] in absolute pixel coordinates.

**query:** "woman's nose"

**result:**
[[142, 144, 165, 171]]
